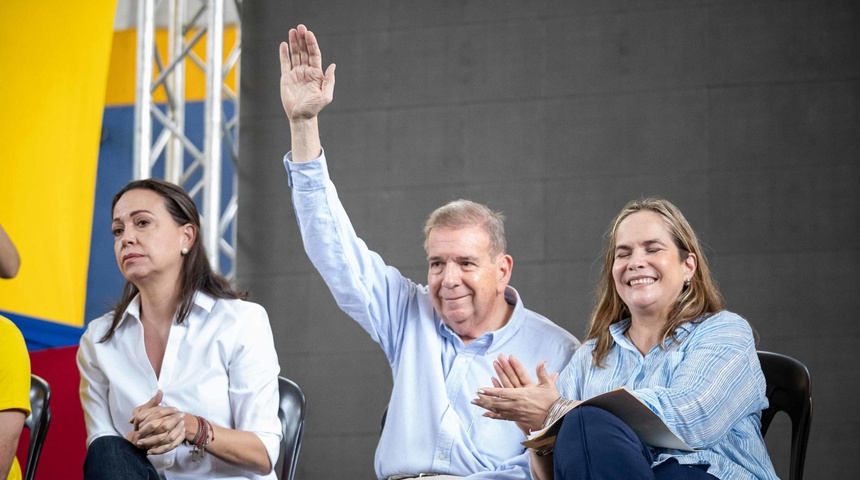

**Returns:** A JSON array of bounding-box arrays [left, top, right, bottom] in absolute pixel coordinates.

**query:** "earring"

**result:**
[[181, 247, 189, 255], [684, 278, 690, 286]]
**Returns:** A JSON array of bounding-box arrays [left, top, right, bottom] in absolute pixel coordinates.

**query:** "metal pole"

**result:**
[[133, 0, 156, 179], [165, 0, 187, 184], [202, 0, 224, 271]]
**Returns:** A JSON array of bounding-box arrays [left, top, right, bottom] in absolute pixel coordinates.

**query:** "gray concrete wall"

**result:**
[[239, 1, 859, 478]]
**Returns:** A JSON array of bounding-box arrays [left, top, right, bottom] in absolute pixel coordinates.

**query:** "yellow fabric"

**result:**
[[0, 316, 30, 480], [105, 27, 239, 107], [0, 0, 116, 327]]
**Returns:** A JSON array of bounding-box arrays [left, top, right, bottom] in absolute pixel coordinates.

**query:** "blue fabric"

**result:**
[[284, 152, 579, 480], [553, 406, 716, 480], [556, 311, 778, 479], [2, 309, 85, 351], [84, 435, 159, 480]]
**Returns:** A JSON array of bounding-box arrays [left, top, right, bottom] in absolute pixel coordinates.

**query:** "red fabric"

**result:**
[[17, 345, 86, 480]]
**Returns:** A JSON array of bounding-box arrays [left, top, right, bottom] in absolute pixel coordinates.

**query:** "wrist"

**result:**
[[184, 414, 198, 443]]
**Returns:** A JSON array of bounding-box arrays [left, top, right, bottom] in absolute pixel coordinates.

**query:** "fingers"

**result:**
[[136, 407, 181, 437], [305, 28, 322, 69], [130, 390, 164, 426], [494, 355, 536, 388], [279, 41, 291, 73], [323, 63, 336, 97], [473, 389, 511, 411], [493, 357, 517, 388], [139, 413, 187, 455], [535, 361, 559, 388], [297, 24, 309, 67], [508, 355, 536, 387]]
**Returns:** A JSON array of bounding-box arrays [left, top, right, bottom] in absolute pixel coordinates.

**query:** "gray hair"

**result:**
[[423, 199, 506, 257]]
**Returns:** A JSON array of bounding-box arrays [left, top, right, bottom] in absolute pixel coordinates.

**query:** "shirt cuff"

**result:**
[[283, 148, 329, 190]]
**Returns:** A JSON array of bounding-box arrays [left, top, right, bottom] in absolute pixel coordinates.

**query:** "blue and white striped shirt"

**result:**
[[556, 310, 778, 480]]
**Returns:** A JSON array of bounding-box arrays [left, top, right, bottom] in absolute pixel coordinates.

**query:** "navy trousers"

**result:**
[[83, 435, 159, 480], [553, 406, 718, 480]]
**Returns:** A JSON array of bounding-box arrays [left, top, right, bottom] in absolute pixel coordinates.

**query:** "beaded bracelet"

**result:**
[[190, 416, 212, 463], [528, 397, 578, 457]]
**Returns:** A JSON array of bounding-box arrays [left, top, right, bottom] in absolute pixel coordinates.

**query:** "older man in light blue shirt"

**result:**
[[279, 25, 579, 480]]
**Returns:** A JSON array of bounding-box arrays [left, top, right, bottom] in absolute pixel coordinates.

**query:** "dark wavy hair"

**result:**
[[586, 198, 724, 367], [99, 178, 246, 342]]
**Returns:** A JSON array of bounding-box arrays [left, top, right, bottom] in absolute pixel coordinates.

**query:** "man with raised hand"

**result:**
[[279, 24, 579, 480]]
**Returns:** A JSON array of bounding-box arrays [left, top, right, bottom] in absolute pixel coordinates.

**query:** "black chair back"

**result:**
[[278, 376, 306, 480], [23, 374, 51, 480], [758, 351, 812, 480]]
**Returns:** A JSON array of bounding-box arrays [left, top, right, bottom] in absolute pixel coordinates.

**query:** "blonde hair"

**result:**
[[423, 200, 506, 258], [587, 198, 724, 367]]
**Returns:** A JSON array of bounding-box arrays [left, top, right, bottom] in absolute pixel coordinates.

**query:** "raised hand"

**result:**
[[472, 355, 562, 436], [280, 24, 336, 121]]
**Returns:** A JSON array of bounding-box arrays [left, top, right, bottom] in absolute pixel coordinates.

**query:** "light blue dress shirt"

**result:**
[[556, 310, 779, 480], [285, 152, 579, 480]]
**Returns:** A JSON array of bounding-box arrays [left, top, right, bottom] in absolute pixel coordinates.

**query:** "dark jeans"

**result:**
[[84, 435, 159, 480], [553, 406, 717, 480]]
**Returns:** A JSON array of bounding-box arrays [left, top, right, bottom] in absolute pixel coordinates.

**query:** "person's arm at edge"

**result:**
[[0, 224, 21, 278], [0, 410, 26, 479], [280, 24, 335, 163]]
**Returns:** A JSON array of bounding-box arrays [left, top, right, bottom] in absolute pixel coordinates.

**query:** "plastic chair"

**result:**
[[277, 376, 306, 480], [23, 374, 51, 480], [758, 351, 812, 480]]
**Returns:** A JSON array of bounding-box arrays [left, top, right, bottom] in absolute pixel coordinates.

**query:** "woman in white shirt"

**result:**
[[77, 178, 282, 479]]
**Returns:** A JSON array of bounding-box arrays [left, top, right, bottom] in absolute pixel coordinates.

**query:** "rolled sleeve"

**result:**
[[228, 303, 283, 468]]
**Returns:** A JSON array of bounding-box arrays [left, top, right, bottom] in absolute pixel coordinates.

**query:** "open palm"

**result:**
[[279, 25, 335, 120]]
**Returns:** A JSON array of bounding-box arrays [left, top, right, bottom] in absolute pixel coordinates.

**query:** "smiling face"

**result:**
[[112, 188, 193, 286], [611, 210, 697, 323], [426, 225, 513, 342]]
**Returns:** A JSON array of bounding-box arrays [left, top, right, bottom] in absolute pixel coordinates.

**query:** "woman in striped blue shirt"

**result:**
[[474, 198, 778, 479]]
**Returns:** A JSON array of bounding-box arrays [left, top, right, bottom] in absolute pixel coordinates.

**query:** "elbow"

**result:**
[[0, 259, 19, 278], [251, 459, 273, 476]]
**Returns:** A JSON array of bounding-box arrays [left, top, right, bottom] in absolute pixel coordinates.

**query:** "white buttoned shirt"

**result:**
[[77, 292, 282, 479]]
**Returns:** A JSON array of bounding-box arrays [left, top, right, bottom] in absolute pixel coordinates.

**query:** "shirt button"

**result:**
[[438, 453, 446, 460]]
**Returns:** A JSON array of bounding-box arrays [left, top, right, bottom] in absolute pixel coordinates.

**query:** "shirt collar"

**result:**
[[610, 317, 699, 350], [437, 285, 525, 353], [118, 290, 216, 325]]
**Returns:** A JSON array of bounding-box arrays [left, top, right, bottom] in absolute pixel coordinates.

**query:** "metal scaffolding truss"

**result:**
[[133, 0, 241, 281]]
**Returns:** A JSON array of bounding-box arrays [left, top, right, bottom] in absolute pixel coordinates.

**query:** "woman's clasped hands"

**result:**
[[472, 354, 567, 436], [127, 390, 187, 455]]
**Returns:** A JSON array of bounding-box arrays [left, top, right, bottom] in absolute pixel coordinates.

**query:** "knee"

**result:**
[[84, 436, 153, 479], [86, 435, 135, 461], [558, 405, 619, 441]]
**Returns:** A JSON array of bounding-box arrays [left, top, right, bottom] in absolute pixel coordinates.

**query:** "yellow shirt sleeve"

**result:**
[[0, 316, 31, 415], [0, 315, 30, 480]]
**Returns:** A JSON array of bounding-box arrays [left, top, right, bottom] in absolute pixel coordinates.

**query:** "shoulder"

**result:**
[[695, 310, 753, 334], [0, 315, 23, 340], [0, 315, 27, 357], [205, 297, 273, 337], [209, 297, 269, 321], [520, 308, 579, 345], [81, 310, 117, 342], [681, 310, 755, 348]]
